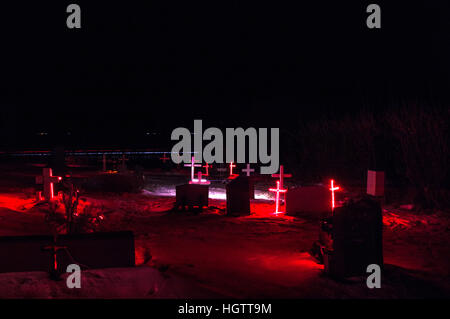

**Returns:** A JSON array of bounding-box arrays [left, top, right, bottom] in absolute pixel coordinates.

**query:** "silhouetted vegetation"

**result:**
[[284, 105, 450, 209]]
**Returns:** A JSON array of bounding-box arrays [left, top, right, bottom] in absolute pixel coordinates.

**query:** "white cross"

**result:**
[[36, 168, 62, 201], [184, 156, 202, 181], [269, 180, 287, 215], [242, 163, 255, 177]]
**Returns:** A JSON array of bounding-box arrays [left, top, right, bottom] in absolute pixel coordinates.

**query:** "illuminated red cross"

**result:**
[[36, 168, 62, 201], [329, 179, 340, 212], [189, 171, 211, 185], [203, 162, 211, 176], [184, 156, 202, 182], [269, 180, 287, 215], [159, 152, 170, 163], [242, 163, 255, 177], [271, 165, 292, 189], [229, 161, 237, 177]]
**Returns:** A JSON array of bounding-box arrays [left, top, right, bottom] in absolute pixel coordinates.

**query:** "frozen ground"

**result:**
[[0, 170, 448, 298]]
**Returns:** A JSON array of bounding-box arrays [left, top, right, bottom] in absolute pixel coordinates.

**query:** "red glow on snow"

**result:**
[[269, 180, 287, 215], [329, 179, 340, 211]]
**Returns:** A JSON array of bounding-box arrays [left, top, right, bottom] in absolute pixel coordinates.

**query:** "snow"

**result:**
[[0, 171, 448, 298]]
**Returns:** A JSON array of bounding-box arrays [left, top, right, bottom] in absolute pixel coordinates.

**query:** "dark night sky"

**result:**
[[0, 1, 449, 148]]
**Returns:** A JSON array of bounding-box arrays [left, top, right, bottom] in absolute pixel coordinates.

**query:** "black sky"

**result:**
[[0, 1, 449, 148]]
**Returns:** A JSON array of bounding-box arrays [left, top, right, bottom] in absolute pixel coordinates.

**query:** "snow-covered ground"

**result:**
[[0, 171, 448, 299]]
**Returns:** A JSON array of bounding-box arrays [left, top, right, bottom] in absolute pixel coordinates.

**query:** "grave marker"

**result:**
[[242, 163, 255, 177], [367, 170, 384, 197], [226, 176, 251, 216], [35, 168, 62, 201], [184, 156, 202, 182], [269, 180, 287, 215]]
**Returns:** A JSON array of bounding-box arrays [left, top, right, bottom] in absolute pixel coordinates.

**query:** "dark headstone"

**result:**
[[0, 231, 135, 274], [286, 186, 330, 215], [321, 196, 383, 278], [175, 184, 209, 211], [226, 176, 251, 216]]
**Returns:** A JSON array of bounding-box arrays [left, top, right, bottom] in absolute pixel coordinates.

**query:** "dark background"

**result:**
[[0, 1, 449, 149]]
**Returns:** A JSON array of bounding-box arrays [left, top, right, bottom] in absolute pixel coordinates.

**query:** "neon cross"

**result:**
[[242, 163, 255, 177], [159, 152, 170, 163], [329, 179, 340, 212], [203, 162, 211, 176], [184, 156, 202, 182], [271, 165, 292, 189], [229, 161, 237, 177], [269, 180, 287, 215], [190, 171, 211, 185], [35, 168, 62, 201]]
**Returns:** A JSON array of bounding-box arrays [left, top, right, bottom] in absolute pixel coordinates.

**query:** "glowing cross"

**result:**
[[242, 163, 255, 177], [329, 179, 340, 212], [190, 171, 210, 185], [184, 156, 202, 182], [159, 152, 170, 163], [203, 162, 211, 176], [35, 168, 62, 201], [269, 180, 287, 215], [271, 165, 292, 189], [229, 162, 237, 177]]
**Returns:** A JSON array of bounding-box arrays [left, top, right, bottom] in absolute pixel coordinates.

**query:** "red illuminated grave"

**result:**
[[35, 168, 62, 201], [269, 180, 287, 215], [184, 156, 202, 182], [329, 179, 340, 212]]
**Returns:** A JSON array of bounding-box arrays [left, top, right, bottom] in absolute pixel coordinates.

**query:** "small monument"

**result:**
[[286, 186, 329, 215], [312, 197, 383, 278], [176, 156, 209, 211], [36, 168, 62, 201], [367, 170, 385, 197], [226, 176, 251, 216]]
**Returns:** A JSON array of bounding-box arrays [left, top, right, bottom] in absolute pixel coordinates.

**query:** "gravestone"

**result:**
[[226, 176, 251, 216], [175, 184, 209, 211], [367, 170, 385, 197], [320, 197, 383, 278], [0, 231, 135, 274], [286, 186, 330, 215]]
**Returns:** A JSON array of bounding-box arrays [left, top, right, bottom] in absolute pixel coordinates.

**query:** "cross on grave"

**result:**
[[159, 152, 170, 164], [228, 161, 238, 178], [242, 163, 255, 177], [272, 165, 291, 203], [42, 234, 67, 280], [269, 180, 287, 215], [272, 165, 292, 189], [189, 171, 211, 185], [329, 179, 340, 213], [36, 168, 62, 201], [184, 156, 202, 182], [203, 162, 211, 176]]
